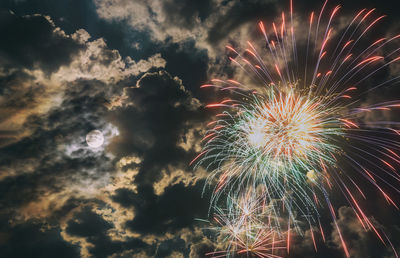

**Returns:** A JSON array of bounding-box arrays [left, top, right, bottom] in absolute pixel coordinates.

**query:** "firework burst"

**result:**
[[205, 190, 287, 258], [193, 0, 400, 257]]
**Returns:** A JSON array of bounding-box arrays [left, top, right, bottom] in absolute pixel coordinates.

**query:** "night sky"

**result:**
[[1, 0, 400, 257]]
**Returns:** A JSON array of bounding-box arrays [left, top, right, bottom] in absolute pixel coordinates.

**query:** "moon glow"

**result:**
[[86, 130, 104, 148]]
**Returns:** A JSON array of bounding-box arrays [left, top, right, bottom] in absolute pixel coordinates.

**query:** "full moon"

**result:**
[[86, 130, 104, 148]]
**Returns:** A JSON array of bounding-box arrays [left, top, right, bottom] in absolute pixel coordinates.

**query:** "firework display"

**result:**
[[192, 0, 400, 257], [205, 189, 286, 257]]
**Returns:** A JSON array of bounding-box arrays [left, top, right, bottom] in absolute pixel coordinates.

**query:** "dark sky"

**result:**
[[0, 0, 400, 257]]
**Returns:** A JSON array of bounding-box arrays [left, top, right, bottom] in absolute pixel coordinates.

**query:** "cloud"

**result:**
[[0, 11, 83, 73], [54, 29, 166, 84], [161, 0, 213, 29], [0, 22, 209, 256], [330, 206, 397, 258], [93, 0, 207, 43], [107, 70, 204, 185], [0, 12, 165, 148], [63, 206, 148, 258], [0, 216, 80, 258], [0, 10, 175, 257], [92, 0, 281, 60], [206, 0, 278, 45]]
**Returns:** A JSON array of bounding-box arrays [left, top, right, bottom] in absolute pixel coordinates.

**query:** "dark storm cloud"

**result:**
[[161, 40, 209, 95], [0, 11, 83, 147], [108, 70, 204, 185], [92, 69, 210, 255], [38, 68, 210, 257], [0, 216, 80, 258], [118, 182, 209, 234], [65, 206, 148, 258], [0, 78, 131, 257], [0, 0, 132, 57], [0, 15, 206, 252], [0, 15, 153, 250], [154, 237, 186, 257], [12, 86, 160, 255], [161, 0, 213, 29], [0, 79, 113, 210], [189, 241, 215, 258], [286, 206, 400, 258], [207, 0, 278, 45], [107, 182, 210, 257], [0, 52, 206, 256], [0, 10, 83, 73], [331, 207, 399, 258], [0, 70, 38, 127]]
